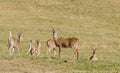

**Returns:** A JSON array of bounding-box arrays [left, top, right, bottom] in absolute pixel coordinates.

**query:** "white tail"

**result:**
[[52, 28, 79, 60], [8, 31, 22, 56], [29, 40, 41, 56], [46, 39, 57, 57]]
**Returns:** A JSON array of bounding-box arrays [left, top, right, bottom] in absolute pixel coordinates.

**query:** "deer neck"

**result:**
[[93, 54, 96, 58], [93, 54, 98, 61], [37, 42, 41, 48], [53, 32, 58, 46], [17, 39, 20, 44], [17, 36, 21, 43]]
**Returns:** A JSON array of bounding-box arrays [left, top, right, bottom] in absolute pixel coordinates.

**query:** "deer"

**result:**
[[46, 39, 57, 57], [52, 28, 79, 60], [8, 31, 23, 56], [28, 40, 41, 56], [89, 49, 98, 61]]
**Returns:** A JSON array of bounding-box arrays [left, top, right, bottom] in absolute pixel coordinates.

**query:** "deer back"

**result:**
[[47, 39, 56, 48], [56, 37, 79, 48]]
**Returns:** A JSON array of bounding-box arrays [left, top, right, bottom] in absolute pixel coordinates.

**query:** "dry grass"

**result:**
[[0, 0, 120, 73]]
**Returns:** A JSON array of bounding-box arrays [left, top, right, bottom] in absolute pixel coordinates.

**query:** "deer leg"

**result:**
[[33, 51, 36, 56], [8, 40, 11, 49], [17, 46, 20, 56], [8, 44, 10, 49], [37, 49, 40, 56], [46, 48, 50, 57], [9, 45, 13, 56], [32, 50, 36, 56], [73, 43, 79, 60], [30, 49, 33, 55], [31, 50, 34, 56], [53, 48, 56, 58], [47, 48, 51, 54], [58, 47, 62, 59], [72, 48, 79, 60], [76, 49, 79, 60], [34, 51, 37, 56], [11, 48, 14, 55]]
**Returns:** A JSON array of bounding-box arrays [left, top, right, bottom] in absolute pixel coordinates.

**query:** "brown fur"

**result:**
[[52, 29, 79, 60], [29, 40, 41, 56], [8, 31, 22, 56], [46, 39, 57, 57]]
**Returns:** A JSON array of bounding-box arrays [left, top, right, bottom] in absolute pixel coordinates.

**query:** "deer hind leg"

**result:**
[[32, 50, 37, 56], [8, 43, 10, 49], [46, 48, 51, 55], [46, 48, 51, 57], [33, 51, 37, 56], [11, 48, 15, 55], [72, 43, 79, 60], [74, 42, 79, 60], [9, 45, 13, 56], [76, 49, 79, 60], [8, 39, 11, 49], [17, 46, 20, 56], [34, 51, 38, 56], [36, 49, 40, 56], [72, 48, 79, 60], [31, 50, 34, 56]]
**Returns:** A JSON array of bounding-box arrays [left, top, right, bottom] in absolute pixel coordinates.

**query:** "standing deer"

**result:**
[[28, 40, 41, 56], [89, 49, 98, 61], [8, 31, 22, 56], [46, 39, 57, 57], [52, 28, 79, 60]]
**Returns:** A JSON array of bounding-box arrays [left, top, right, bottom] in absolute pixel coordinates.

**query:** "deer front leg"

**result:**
[[58, 47, 62, 59], [72, 48, 79, 60], [53, 48, 56, 58]]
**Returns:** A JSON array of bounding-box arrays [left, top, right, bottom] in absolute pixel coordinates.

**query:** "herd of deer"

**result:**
[[8, 28, 98, 61]]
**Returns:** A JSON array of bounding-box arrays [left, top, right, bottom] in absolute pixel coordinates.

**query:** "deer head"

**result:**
[[17, 33, 23, 42]]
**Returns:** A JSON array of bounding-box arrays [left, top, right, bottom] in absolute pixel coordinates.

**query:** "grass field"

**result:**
[[0, 0, 120, 73]]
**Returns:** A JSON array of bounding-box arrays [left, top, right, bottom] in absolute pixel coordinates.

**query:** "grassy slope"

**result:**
[[0, 0, 120, 73]]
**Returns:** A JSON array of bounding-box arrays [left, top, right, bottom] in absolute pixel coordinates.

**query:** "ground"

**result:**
[[0, 0, 120, 73]]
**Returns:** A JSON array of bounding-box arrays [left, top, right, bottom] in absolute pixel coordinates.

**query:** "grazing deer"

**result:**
[[8, 31, 22, 56], [89, 49, 98, 61], [52, 28, 79, 60], [46, 39, 57, 57], [28, 40, 41, 56]]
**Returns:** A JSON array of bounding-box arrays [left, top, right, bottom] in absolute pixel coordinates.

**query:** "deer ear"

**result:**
[[93, 49, 96, 52]]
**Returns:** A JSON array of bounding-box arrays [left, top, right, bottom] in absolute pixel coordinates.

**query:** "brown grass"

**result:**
[[0, 0, 120, 73]]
